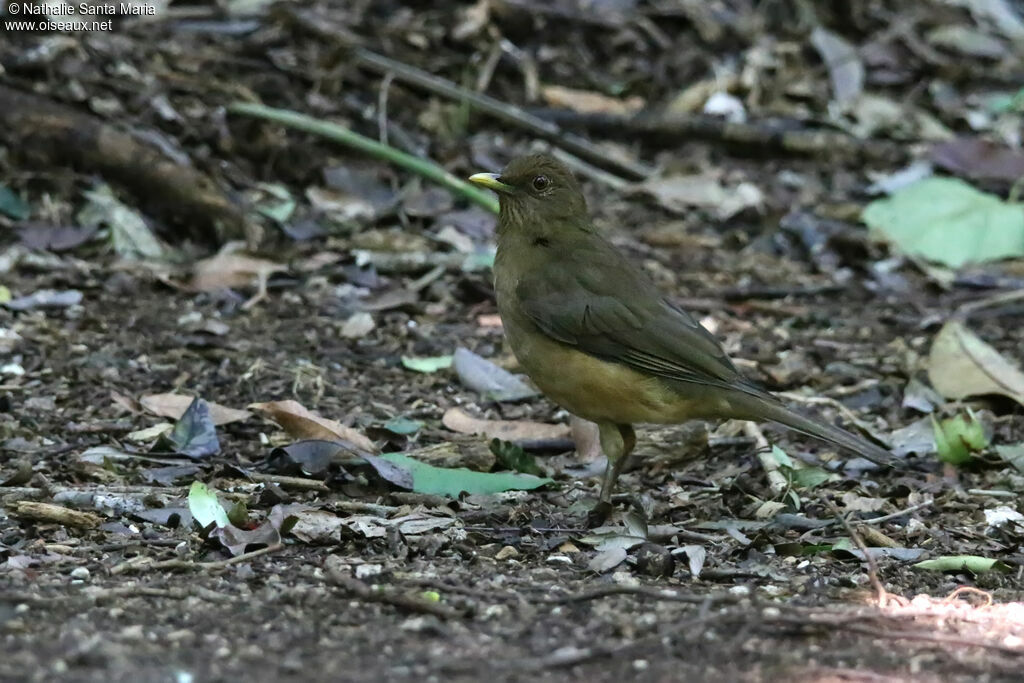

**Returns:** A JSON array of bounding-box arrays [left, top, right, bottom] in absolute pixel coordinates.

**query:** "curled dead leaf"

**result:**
[[249, 399, 377, 452], [140, 393, 252, 426], [442, 407, 569, 442], [927, 320, 1024, 407]]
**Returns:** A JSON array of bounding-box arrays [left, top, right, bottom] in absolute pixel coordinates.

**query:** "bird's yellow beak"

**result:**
[[468, 172, 514, 195]]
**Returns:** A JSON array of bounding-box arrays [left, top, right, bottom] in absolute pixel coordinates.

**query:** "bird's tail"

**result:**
[[730, 392, 895, 467]]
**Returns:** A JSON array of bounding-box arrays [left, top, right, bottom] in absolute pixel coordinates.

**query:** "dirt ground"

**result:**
[[2, 2, 1024, 681]]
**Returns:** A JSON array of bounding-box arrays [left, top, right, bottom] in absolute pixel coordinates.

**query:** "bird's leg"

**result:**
[[587, 423, 636, 527]]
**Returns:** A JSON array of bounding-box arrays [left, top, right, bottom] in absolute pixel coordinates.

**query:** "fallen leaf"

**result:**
[[340, 312, 375, 339], [250, 400, 376, 452], [931, 137, 1024, 183], [680, 545, 706, 578], [153, 397, 220, 459], [442, 407, 570, 442], [383, 417, 423, 435], [452, 347, 537, 401], [4, 289, 82, 310], [188, 481, 230, 530], [588, 547, 628, 573], [78, 184, 166, 260], [913, 555, 1010, 574], [927, 320, 1024, 406], [810, 26, 864, 108], [995, 444, 1024, 473], [189, 244, 286, 292], [926, 25, 1006, 59], [489, 438, 543, 476], [362, 452, 551, 497], [17, 224, 97, 251], [863, 177, 1024, 268], [635, 173, 762, 220], [401, 355, 453, 373], [254, 182, 296, 224], [141, 393, 252, 426], [0, 184, 30, 220], [541, 85, 645, 116], [267, 439, 356, 476]]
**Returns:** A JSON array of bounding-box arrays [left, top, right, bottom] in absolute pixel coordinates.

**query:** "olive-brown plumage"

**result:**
[[469, 154, 893, 521]]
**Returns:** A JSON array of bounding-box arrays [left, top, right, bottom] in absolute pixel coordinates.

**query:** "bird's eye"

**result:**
[[532, 175, 550, 191]]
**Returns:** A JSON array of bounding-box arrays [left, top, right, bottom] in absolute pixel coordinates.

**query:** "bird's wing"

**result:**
[[516, 240, 756, 394]]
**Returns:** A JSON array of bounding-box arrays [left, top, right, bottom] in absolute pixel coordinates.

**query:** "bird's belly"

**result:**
[[507, 322, 713, 425]]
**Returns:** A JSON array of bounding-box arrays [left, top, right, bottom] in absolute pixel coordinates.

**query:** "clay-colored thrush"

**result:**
[[469, 154, 893, 519]]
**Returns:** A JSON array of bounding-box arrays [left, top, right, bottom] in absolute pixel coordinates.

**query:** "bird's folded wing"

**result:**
[[516, 246, 756, 394]]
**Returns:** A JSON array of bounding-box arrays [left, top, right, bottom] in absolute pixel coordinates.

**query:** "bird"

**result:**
[[468, 153, 894, 524]]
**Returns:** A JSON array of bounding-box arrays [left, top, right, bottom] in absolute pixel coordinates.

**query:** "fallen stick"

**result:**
[[0, 84, 247, 243], [280, 8, 652, 181]]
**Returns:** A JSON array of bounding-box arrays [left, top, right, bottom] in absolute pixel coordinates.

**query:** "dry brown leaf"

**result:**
[[189, 243, 286, 292], [140, 393, 252, 426], [541, 85, 645, 116], [249, 400, 377, 452], [927, 320, 1024, 406], [442, 407, 569, 442], [635, 173, 763, 220]]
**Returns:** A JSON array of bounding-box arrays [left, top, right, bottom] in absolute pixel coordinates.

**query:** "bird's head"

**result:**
[[469, 154, 587, 234]]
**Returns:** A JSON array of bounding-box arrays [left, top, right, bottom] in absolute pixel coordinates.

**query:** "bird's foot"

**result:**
[[586, 501, 613, 528]]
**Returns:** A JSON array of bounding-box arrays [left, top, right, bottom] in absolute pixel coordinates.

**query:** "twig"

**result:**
[[377, 71, 394, 146], [6, 501, 101, 529], [110, 543, 284, 575], [278, 10, 651, 180], [825, 499, 888, 607], [532, 109, 903, 162], [325, 567, 463, 620], [351, 49, 652, 180], [859, 501, 932, 525], [535, 584, 737, 606], [227, 102, 500, 215], [246, 472, 330, 492], [955, 289, 1024, 320], [744, 422, 787, 497], [549, 147, 632, 191]]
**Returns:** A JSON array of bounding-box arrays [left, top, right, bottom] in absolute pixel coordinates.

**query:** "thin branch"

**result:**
[[227, 102, 500, 215]]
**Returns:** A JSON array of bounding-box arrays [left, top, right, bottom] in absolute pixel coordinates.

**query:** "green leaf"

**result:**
[[768, 445, 794, 468], [863, 177, 1024, 268], [78, 185, 167, 260], [383, 417, 423, 435], [489, 438, 543, 476], [0, 185, 30, 220], [364, 452, 551, 497], [789, 466, 832, 489], [913, 555, 1010, 574], [188, 481, 230, 530], [255, 183, 297, 224], [771, 445, 834, 489], [401, 355, 453, 373]]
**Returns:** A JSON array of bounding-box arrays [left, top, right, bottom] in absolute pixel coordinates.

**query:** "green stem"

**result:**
[[227, 102, 499, 215]]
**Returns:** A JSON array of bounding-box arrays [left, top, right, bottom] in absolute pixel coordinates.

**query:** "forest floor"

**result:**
[[2, 1, 1024, 681]]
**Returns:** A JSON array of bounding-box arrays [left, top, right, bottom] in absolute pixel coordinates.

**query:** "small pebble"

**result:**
[[495, 545, 519, 561], [70, 567, 90, 581]]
